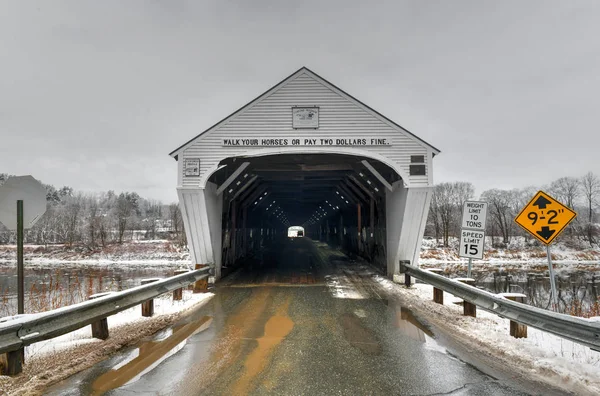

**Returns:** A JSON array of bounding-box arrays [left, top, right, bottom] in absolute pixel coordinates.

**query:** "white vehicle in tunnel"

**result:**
[[288, 226, 305, 238]]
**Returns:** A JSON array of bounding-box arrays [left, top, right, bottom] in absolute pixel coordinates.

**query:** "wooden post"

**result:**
[[456, 278, 476, 317], [173, 269, 188, 301], [141, 278, 160, 317], [369, 198, 374, 238], [427, 269, 444, 304], [242, 207, 248, 256], [357, 204, 362, 252], [88, 292, 113, 340], [0, 349, 24, 376], [194, 264, 209, 293], [499, 293, 528, 338], [231, 201, 237, 263], [399, 260, 411, 287]]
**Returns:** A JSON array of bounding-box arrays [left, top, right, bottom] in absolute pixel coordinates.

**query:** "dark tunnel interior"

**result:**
[[208, 154, 402, 273]]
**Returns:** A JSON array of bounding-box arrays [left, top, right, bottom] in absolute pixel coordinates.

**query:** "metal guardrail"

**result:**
[[402, 263, 600, 350], [0, 267, 210, 355]]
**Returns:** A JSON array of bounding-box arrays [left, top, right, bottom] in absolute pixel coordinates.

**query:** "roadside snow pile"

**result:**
[[374, 276, 600, 395], [0, 290, 213, 396]]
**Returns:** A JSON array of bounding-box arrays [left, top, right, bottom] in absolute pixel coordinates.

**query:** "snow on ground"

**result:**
[[374, 275, 600, 395], [0, 241, 190, 267], [0, 290, 213, 396], [421, 236, 600, 263]]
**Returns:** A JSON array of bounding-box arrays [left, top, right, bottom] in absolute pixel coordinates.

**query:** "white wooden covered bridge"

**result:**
[[169, 67, 439, 280]]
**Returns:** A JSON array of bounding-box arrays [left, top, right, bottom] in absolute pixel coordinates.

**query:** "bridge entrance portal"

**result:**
[[170, 67, 439, 281]]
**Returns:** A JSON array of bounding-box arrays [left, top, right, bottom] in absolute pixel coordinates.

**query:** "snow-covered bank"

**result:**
[[0, 241, 189, 266], [0, 290, 213, 396], [420, 236, 600, 274], [375, 275, 600, 395]]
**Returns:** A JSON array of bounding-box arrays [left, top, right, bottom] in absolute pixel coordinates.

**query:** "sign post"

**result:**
[[459, 201, 488, 277], [514, 190, 577, 311], [17, 200, 24, 314]]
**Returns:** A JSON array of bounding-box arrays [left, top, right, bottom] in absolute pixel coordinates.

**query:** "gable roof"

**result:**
[[169, 66, 440, 157]]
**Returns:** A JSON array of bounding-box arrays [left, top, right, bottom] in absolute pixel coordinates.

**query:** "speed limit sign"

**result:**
[[460, 229, 485, 260]]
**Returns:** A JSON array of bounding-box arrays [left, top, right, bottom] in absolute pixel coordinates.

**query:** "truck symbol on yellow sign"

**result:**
[[514, 190, 576, 245]]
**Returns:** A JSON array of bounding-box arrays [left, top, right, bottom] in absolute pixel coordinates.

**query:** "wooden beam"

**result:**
[[253, 164, 353, 172], [231, 175, 258, 200], [251, 192, 271, 211], [344, 179, 368, 202], [217, 162, 250, 195], [242, 185, 268, 208], [338, 184, 359, 204], [348, 175, 374, 198], [361, 160, 393, 192]]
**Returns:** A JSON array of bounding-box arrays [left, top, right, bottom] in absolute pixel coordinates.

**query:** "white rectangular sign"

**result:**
[[221, 137, 393, 147], [184, 159, 200, 177], [459, 229, 485, 260], [292, 106, 319, 129], [461, 201, 488, 231]]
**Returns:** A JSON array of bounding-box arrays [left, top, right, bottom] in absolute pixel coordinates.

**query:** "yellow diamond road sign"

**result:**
[[514, 190, 577, 245]]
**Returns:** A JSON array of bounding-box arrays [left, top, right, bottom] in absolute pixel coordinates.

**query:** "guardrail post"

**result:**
[[88, 292, 113, 340], [498, 293, 528, 338], [173, 269, 188, 301], [456, 278, 476, 317], [0, 348, 24, 376], [427, 269, 444, 304], [194, 264, 209, 293], [141, 278, 160, 317], [399, 260, 411, 287]]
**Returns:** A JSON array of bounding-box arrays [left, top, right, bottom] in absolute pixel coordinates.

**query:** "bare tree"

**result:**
[[88, 196, 99, 246], [580, 172, 600, 246], [115, 193, 132, 244], [549, 177, 580, 209], [430, 182, 474, 247], [428, 192, 442, 243], [480, 189, 514, 245]]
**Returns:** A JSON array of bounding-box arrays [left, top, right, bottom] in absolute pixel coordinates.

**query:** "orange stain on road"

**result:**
[[231, 299, 294, 395]]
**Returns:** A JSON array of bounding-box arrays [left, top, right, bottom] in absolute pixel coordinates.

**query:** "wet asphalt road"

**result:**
[[48, 238, 537, 396]]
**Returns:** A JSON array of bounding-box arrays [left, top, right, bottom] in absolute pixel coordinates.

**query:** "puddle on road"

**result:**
[[387, 301, 447, 354], [340, 313, 383, 355], [89, 315, 213, 395]]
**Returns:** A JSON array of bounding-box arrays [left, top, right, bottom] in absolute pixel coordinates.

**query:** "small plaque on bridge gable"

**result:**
[[184, 159, 200, 177], [409, 164, 426, 176], [292, 106, 319, 129]]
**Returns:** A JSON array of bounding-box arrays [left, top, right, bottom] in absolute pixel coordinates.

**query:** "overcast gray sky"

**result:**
[[1, 0, 599, 203]]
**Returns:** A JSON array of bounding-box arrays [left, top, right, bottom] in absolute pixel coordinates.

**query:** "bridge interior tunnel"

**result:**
[[208, 153, 402, 280]]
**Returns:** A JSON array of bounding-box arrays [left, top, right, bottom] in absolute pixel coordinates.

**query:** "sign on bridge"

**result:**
[[514, 190, 576, 245]]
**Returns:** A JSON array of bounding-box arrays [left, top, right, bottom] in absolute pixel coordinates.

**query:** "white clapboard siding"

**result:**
[[174, 68, 437, 188]]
